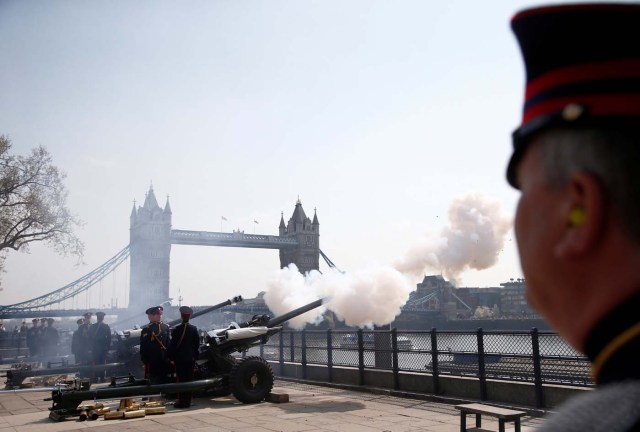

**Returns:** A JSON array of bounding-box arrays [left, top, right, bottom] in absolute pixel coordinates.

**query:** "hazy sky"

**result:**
[[0, 0, 605, 310]]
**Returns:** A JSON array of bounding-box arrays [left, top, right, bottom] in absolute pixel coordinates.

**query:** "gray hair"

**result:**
[[538, 127, 640, 242]]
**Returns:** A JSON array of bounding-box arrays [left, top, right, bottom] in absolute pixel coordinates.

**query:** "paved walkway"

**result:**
[[0, 380, 545, 431]]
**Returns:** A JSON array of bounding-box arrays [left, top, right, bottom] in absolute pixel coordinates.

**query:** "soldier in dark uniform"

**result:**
[[140, 305, 170, 384], [90, 311, 111, 382], [78, 312, 92, 365], [42, 318, 59, 359], [506, 4, 640, 430], [71, 319, 84, 364], [37, 317, 46, 347], [26, 319, 39, 357], [168, 306, 200, 408]]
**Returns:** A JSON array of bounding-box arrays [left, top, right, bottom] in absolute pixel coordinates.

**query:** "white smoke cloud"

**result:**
[[394, 193, 511, 284], [264, 264, 412, 329], [264, 267, 327, 330], [264, 193, 511, 328]]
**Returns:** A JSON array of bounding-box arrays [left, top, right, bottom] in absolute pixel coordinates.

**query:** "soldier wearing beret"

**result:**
[[140, 306, 170, 384], [89, 311, 111, 382], [507, 3, 640, 431], [168, 306, 200, 408]]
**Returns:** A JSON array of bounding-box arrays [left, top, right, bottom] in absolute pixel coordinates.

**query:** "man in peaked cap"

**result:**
[[507, 3, 640, 431], [71, 319, 85, 364], [74, 313, 93, 365], [168, 306, 200, 408], [42, 318, 59, 359], [26, 318, 39, 357], [140, 306, 170, 385], [89, 312, 111, 382]]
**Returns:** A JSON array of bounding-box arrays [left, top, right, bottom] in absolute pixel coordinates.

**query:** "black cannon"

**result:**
[[47, 297, 326, 421]]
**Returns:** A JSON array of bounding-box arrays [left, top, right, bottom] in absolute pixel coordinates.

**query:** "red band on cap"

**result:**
[[513, 3, 638, 22], [526, 59, 640, 100], [522, 94, 640, 125]]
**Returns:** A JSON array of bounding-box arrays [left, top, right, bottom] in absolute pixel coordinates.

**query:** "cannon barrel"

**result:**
[[167, 295, 242, 327], [49, 377, 223, 411], [265, 298, 325, 328]]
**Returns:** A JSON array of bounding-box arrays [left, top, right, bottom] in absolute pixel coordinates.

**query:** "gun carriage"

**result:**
[[47, 297, 325, 421]]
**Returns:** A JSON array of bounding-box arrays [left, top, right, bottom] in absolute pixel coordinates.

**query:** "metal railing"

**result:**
[[244, 327, 592, 408]]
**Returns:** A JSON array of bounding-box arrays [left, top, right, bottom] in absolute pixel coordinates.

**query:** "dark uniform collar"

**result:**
[[584, 291, 640, 384]]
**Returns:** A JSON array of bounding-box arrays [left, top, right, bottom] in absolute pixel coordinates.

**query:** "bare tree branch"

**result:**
[[0, 135, 85, 287]]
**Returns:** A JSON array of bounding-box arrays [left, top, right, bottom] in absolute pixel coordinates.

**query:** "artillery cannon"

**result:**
[[47, 297, 326, 421]]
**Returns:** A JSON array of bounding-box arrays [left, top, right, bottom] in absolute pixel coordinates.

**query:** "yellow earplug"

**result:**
[[569, 208, 586, 226]]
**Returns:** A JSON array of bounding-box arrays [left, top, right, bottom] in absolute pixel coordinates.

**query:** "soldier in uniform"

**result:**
[[37, 317, 46, 345], [77, 313, 93, 365], [90, 311, 111, 382], [506, 4, 640, 430], [140, 305, 170, 384], [42, 318, 59, 359], [26, 318, 39, 357], [168, 306, 200, 408], [71, 319, 84, 364]]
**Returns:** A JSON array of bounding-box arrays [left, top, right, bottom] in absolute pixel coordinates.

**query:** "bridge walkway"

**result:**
[[0, 379, 544, 431]]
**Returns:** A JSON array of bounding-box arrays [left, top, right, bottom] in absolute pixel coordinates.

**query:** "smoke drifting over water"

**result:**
[[265, 193, 511, 329], [394, 193, 511, 284]]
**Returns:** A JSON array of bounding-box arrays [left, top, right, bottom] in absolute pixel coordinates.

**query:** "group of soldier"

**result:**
[[24, 305, 199, 407], [70, 311, 112, 381], [140, 305, 200, 409], [25, 317, 59, 360]]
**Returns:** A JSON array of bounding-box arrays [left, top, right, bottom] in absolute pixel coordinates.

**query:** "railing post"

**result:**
[[392, 328, 399, 390], [374, 324, 392, 369], [290, 331, 295, 363], [430, 328, 440, 394], [327, 329, 333, 383], [301, 329, 307, 380], [532, 327, 545, 408], [358, 329, 365, 386], [279, 331, 284, 376], [477, 328, 487, 401]]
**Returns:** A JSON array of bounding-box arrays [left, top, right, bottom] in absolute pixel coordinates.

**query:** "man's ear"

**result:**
[[555, 172, 605, 258]]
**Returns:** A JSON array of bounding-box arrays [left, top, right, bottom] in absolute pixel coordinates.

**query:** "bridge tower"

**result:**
[[279, 200, 320, 274], [129, 186, 172, 309]]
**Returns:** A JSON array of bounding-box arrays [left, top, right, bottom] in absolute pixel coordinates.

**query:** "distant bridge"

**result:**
[[0, 189, 343, 319]]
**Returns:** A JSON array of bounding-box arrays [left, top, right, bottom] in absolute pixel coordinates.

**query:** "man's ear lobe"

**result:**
[[555, 172, 605, 258]]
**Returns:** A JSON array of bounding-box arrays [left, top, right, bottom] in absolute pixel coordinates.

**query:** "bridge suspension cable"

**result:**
[[319, 249, 343, 273], [0, 245, 130, 313]]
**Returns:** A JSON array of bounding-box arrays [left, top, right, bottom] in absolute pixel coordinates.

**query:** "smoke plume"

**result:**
[[394, 193, 511, 284], [264, 193, 511, 328], [265, 264, 412, 330]]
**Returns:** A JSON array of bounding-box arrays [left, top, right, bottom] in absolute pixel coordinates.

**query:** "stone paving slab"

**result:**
[[0, 380, 546, 431]]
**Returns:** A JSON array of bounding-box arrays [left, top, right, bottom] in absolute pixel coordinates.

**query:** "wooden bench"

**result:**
[[455, 403, 526, 432]]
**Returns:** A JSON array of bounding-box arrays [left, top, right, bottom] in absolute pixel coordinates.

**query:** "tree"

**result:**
[[0, 135, 84, 285]]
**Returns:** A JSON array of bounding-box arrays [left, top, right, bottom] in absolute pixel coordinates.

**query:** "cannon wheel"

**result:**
[[229, 356, 273, 404]]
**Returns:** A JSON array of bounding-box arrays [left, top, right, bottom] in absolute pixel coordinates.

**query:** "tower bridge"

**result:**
[[129, 186, 320, 309], [0, 186, 323, 319]]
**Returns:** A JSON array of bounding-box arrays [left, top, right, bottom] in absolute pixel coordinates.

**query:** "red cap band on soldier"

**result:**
[[506, 3, 640, 188]]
